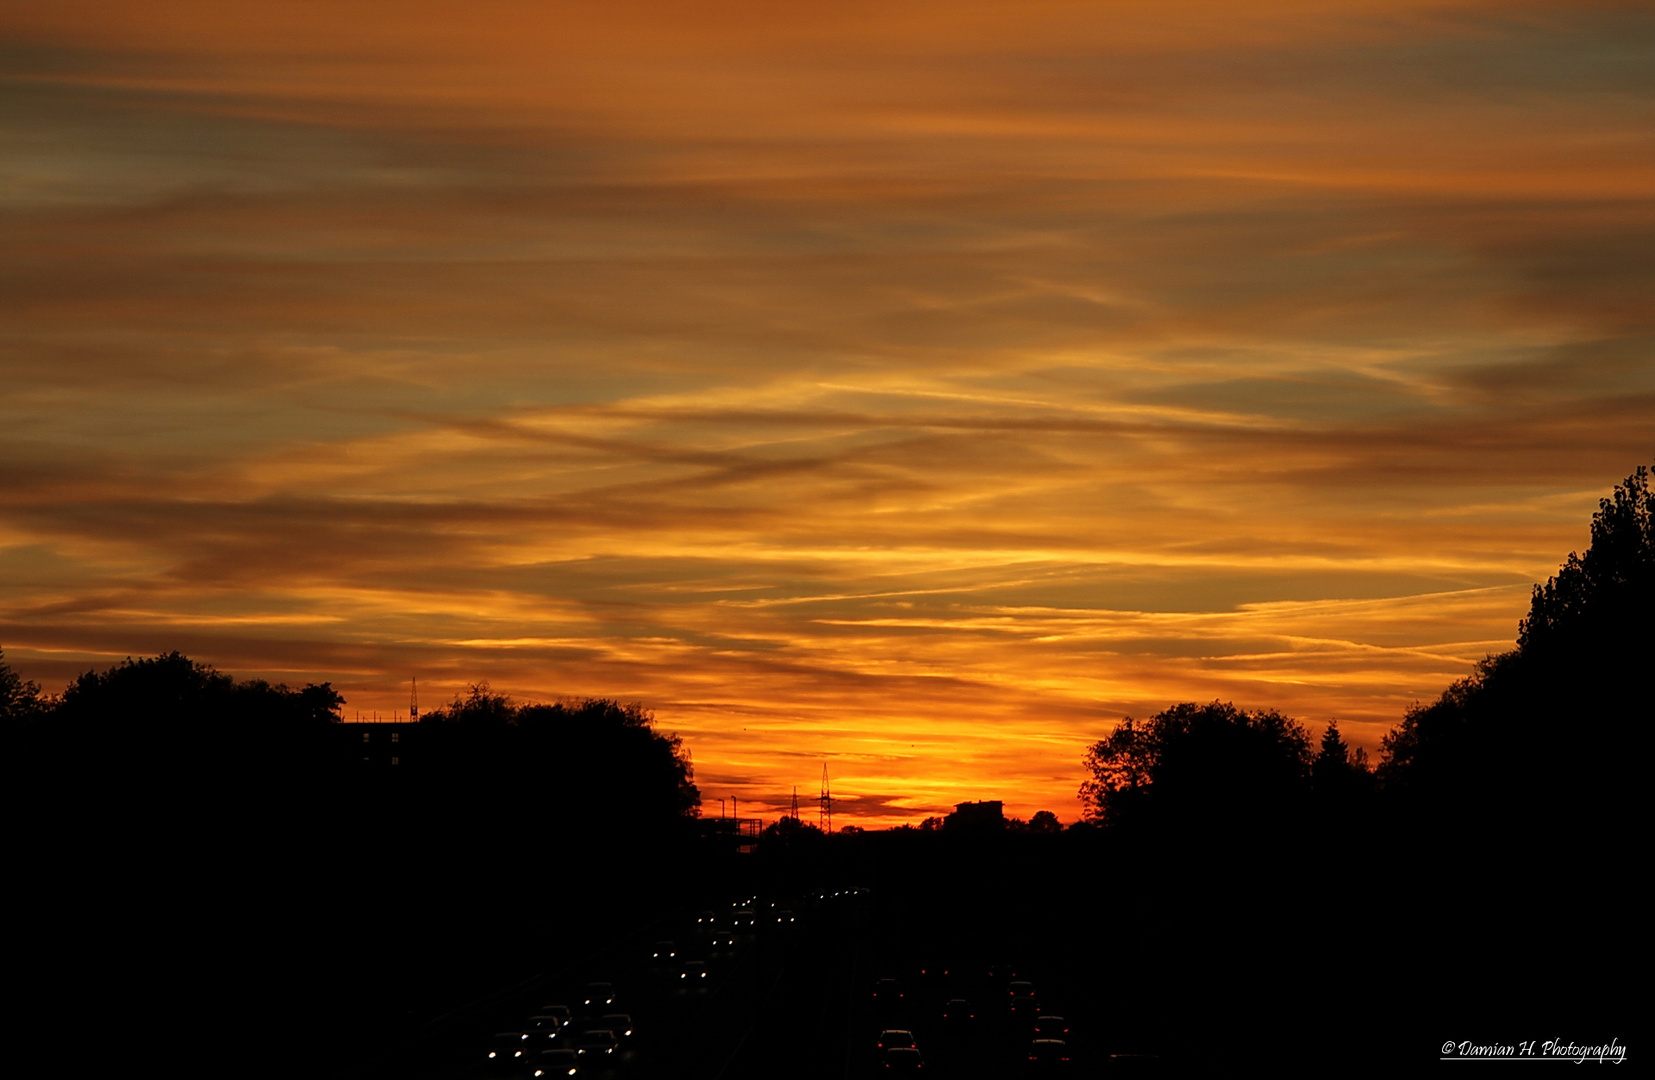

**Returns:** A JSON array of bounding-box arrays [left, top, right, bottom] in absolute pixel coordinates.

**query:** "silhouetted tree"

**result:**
[[1518, 463, 1652, 659], [42, 652, 342, 780], [55, 650, 233, 730], [1080, 701, 1312, 831], [1313, 718, 1349, 773], [12, 655, 706, 1079], [405, 692, 699, 832], [1358, 466, 1651, 1052], [1379, 461, 1651, 835], [760, 814, 825, 851], [516, 699, 700, 821], [52, 651, 341, 734], [430, 681, 515, 726], [1311, 720, 1371, 796], [1, 647, 46, 724], [1028, 809, 1062, 833]]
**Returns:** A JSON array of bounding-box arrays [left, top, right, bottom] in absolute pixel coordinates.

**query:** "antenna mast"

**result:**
[[409, 676, 418, 719]]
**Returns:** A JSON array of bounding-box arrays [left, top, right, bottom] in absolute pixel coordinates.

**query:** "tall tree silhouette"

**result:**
[[1362, 465, 1650, 1052], [1311, 719, 1371, 797], [1518, 462, 1652, 668], [1380, 461, 1651, 838]]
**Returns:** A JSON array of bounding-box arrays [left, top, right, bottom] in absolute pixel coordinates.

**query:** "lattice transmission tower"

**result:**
[[819, 763, 832, 834]]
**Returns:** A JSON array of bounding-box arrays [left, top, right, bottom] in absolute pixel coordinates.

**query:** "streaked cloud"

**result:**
[[3, 1, 1651, 826]]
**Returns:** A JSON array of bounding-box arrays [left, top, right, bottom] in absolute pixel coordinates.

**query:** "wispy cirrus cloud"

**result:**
[[3, 1, 1651, 825]]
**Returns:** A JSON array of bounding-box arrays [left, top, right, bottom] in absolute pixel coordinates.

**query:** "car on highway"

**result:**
[[1028, 1038, 1072, 1070], [597, 1014, 635, 1042], [532, 1006, 572, 1029], [573, 1030, 619, 1059], [882, 1047, 925, 1072], [521, 1025, 567, 1050], [581, 983, 615, 1008], [526, 1015, 568, 1036], [485, 1032, 532, 1070], [1033, 1015, 1069, 1038], [678, 959, 708, 983], [941, 999, 974, 1022], [651, 940, 676, 961], [877, 1030, 916, 1051], [872, 978, 904, 1003], [532, 1049, 581, 1077]]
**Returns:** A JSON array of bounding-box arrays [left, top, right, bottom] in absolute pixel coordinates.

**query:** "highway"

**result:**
[[393, 882, 1136, 1080]]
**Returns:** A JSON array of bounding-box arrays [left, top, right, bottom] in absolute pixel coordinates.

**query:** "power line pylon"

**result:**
[[819, 763, 832, 834]]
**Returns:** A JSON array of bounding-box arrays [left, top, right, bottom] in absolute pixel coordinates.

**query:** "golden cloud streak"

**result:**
[[4, 0, 1651, 827]]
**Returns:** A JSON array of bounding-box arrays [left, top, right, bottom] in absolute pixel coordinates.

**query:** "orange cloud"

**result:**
[[3, 1, 1652, 827]]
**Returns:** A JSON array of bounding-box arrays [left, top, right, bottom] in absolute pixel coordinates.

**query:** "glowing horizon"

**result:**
[[4, 1, 1652, 828]]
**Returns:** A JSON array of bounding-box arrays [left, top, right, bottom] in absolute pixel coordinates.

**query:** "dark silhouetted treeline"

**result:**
[[9, 650, 345, 786], [1377, 463, 1649, 842], [6, 463, 1645, 1072], [1079, 701, 1322, 835], [1039, 462, 1649, 1066], [1073, 463, 1649, 846], [6, 653, 712, 1075], [410, 683, 700, 828]]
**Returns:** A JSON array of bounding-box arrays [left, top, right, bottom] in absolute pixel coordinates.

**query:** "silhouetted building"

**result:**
[[338, 721, 420, 767], [698, 817, 742, 852], [945, 800, 1004, 830]]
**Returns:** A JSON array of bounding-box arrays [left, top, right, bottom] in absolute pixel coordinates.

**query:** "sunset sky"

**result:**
[[3, 1, 1651, 826]]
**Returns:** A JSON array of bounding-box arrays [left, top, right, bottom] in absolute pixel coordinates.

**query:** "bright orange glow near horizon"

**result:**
[[3, 1, 1652, 828]]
